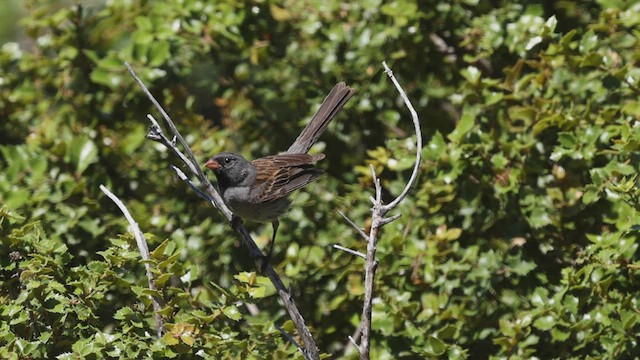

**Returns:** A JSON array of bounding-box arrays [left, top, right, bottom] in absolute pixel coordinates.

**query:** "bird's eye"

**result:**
[[224, 157, 231, 164]]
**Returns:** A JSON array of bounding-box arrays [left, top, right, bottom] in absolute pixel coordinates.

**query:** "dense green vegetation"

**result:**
[[1, 0, 639, 358]]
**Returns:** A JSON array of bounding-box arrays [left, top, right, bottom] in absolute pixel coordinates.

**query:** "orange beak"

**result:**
[[204, 158, 220, 170]]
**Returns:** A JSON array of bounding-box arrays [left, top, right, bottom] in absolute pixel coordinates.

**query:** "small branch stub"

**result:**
[[334, 244, 367, 259]]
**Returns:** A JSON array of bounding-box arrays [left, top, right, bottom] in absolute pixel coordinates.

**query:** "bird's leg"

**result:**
[[260, 220, 279, 272], [230, 214, 243, 229], [268, 220, 279, 258]]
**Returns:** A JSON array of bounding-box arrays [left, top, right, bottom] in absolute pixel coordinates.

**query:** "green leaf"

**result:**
[[551, 327, 571, 342], [579, 29, 598, 53], [113, 307, 134, 320], [223, 305, 242, 321], [149, 41, 170, 66], [151, 239, 171, 260], [448, 105, 479, 143], [163, 333, 180, 346], [461, 66, 481, 85], [68, 136, 98, 174], [423, 336, 447, 356], [533, 315, 555, 330]]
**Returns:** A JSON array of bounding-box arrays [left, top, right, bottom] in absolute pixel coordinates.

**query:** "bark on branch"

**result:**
[[124, 62, 319, 360], [340, 61, 422, 359], [99, 184, 166, 337]]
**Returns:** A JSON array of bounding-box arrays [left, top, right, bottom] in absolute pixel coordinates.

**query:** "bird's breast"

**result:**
[[222, 186, 291, 223]]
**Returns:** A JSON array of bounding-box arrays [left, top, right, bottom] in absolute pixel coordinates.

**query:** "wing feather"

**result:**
[[250, 154, 325, 202]]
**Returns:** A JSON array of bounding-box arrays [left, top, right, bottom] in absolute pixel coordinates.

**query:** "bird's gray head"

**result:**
[[204, 152, 255, 188]]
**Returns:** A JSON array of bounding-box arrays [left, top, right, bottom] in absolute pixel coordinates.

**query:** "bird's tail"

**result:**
[[286, 82, 356, 154]]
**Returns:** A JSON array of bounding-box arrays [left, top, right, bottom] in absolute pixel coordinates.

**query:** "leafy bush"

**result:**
[[1, 0, 639, 358]]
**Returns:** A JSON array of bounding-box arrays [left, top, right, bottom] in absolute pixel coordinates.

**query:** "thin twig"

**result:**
[[170, 165, 210, 201], [348, 335, 359, 351], [147, 114, 198, 176], [380, 213, 402, 225], [351, 324, 362, 348], [381, 61, 422, 210], [337, 210, 369, 240], [100, 184, 166, 337], [275, 324, 311, 360], [344, 321, 362, 357], [125, 63, 202, 182], [333, 244, 366, 259], [125, 62, 320, 359]]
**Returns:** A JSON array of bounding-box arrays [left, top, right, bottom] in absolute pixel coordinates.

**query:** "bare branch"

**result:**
[[370, 164, 383, 205], [333, 244, 366, 259], [125, 63, 230, 217], [356, 62, 421, 360], [146, 114, 199, 176], [170, 165, 210, 201], [275, 324, 311, 360], [99, 184, 165, 337], [125, 62, 319, 359], [125, 63, 202, 181], [348, 335, 359, 351], [358, 232, 377, 360], [337, 210, 368, 240], [380, 213, 402, 225], [381, 61, 422, 211]]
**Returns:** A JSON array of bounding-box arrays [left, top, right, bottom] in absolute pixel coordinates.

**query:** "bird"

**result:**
[[204, 82, 355, 264]]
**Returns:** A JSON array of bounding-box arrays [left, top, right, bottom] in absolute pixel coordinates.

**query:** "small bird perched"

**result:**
[[204, 82, 355, 262]]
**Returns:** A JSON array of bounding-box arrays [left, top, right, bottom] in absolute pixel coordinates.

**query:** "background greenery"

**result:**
[[2, 0, 640, 358]]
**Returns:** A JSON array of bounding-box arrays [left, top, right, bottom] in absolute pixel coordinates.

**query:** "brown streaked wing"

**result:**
[[250, 154, 325, 202]]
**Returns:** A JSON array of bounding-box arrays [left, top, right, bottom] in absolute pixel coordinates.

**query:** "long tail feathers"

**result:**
[[286, 82, 356, 154]]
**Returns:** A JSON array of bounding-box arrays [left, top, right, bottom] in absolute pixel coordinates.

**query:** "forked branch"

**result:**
[[340, 61, 422, 359], [124, 62, 319, 360]]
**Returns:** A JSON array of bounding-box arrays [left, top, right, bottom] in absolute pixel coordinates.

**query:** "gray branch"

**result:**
[[333, 244, 366, 259], [124, 62, 319, 359], [380, 61, 422, 211], [99, 184, 166, 337], [349, 62, 422, 360], [337, 210, 369, 241]]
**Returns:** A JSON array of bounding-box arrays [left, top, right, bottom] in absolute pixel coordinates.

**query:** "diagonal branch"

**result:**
[[124, 62, 320, 359], [125, 63, 204, 184], [333, 244, 367, 259], [337, 210, 369, 241]]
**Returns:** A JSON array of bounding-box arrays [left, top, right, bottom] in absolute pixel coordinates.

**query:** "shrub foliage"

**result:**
[[1, 1, 639, 358]]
